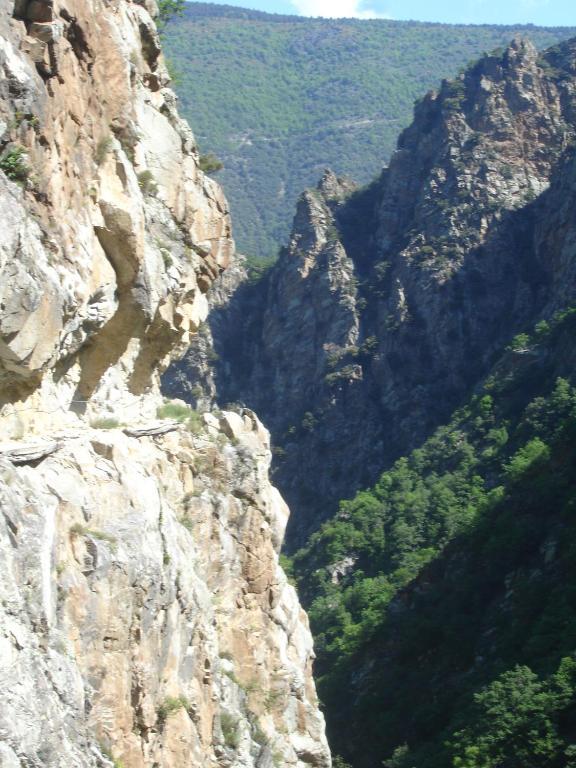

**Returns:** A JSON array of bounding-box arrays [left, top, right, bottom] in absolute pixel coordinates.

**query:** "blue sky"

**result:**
[[200, 0, 574, 26]]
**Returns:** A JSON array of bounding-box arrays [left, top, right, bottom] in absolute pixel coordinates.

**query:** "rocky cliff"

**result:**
[[0, 0, 232, 430], [172, 37, 576, 548], [162, 254, 248, 413], [0, 1, 330, 766], [0, 410, 329, 768]]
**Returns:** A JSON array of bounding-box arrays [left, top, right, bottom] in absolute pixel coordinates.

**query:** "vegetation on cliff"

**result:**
[[289, 307, 576, 767]]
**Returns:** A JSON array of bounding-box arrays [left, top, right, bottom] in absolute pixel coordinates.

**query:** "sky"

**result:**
[[199, 0, 575, 26]]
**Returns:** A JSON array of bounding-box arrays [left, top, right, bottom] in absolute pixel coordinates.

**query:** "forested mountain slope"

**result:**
[[163, 4, 576, 257], [292, 303, 576, 767]]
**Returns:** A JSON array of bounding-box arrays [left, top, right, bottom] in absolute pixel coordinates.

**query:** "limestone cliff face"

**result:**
[[0, 1, 330, 766], [0, 412, 329, 768], [0, 0, 233, 434], [174, 37, 576, 547]]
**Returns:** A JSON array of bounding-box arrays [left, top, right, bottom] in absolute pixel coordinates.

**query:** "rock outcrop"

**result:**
[[0, 1, 330, 766], [170, 37, 576, 547], [1, 0, 233, 435], [0, 411, 329, 768], [162, 255, 248, 412]]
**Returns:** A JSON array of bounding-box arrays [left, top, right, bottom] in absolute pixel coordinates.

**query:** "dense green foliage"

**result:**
[[0, 145, 29, 183], [163, 5, 575, 256], [197, 152, 224, 174], [289, 306, 576, 767], [157, 0, 186, 31], [449, 661, 576, 768]]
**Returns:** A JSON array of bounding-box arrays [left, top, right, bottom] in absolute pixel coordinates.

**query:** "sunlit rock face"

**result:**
[[0, 1, 331, 766], [0, 0, 233, 436], [0, 411, 330, 767]]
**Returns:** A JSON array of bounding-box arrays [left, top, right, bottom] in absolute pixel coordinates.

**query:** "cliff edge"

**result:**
[[0, 1, 330, 765]]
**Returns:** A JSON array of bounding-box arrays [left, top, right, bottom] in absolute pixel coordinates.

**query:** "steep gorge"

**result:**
[[171, 37, 576, 548], [163, 34, 576, 768], [0, 1, 330, 766], [4, 2, 576, 766]]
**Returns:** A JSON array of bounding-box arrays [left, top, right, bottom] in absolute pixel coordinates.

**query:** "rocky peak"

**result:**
[[286, 170, 356, 264], [316, 168, 356, 203], [248, 177, 360, 427], [180, 36, 576, 548], [288, 188, 331, 268], [377, 37, 573, 270]]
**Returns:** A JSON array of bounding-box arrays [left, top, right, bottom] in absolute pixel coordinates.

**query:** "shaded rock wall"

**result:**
[[175, 38, 576, 547]]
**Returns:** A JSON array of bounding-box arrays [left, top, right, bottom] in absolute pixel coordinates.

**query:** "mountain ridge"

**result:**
[[169, 34, 576, 549], [183, 2, 574, 27], [163, 5, 576, 257]]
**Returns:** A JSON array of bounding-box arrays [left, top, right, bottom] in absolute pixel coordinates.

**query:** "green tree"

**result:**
[[157, 0, 185, 31], [198, 153, 224, 174], [504, 438, 551, 482], [450, 661, 576, 768]]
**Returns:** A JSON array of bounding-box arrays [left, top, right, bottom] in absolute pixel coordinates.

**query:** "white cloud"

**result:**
[[290, 0, 391, 19]]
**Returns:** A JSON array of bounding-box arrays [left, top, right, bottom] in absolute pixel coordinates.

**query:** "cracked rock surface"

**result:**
[[0, 0, 331, 765], [0, 412, 329, 767]]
